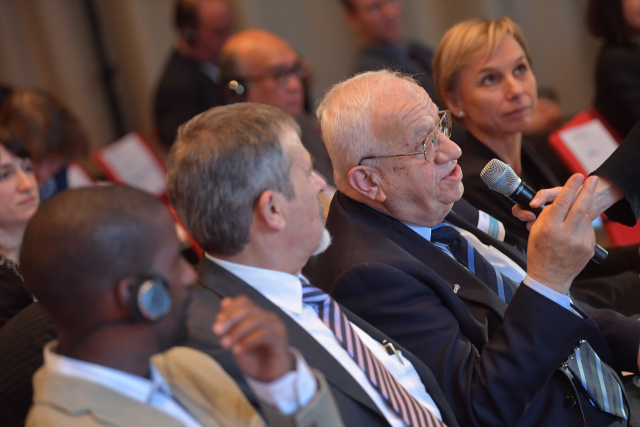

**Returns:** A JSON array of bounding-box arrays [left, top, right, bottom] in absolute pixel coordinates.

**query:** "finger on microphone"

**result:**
[[543, 174, 585, 222], [565, 176, 598, 229]]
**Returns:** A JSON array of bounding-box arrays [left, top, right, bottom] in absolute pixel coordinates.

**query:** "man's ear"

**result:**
[[255, 190, 287, 231], [347, 166, 387, 203], [443, 90, 463, 120], [115, 278, 136, 315]]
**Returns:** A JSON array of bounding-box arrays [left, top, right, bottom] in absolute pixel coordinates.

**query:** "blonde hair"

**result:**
[[316, 70, 420, 190], [433, 17, 532, 108]]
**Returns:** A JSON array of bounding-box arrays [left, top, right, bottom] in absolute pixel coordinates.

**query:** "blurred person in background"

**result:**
[[434, 17, 640, 316], [588, 0, 640, 139], [218, 29, 335, 188], [0, 89, 90, 202], [341, 0, 440, 105], [154, 0, 234, 148], [0, 128, 38, 329]]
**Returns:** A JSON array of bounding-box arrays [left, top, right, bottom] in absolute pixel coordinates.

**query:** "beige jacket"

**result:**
[[26, 346, 343, 427]]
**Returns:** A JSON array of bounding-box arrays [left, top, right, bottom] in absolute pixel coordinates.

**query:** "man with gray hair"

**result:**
[[167, 102, 462, 427], [313, 70, 640, 427]]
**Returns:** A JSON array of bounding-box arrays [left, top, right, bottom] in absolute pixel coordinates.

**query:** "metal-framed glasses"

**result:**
[[358, 109, 452, 165]]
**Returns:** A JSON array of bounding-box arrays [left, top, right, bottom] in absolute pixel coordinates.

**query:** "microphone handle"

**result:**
[[507, 182, 608, 264]]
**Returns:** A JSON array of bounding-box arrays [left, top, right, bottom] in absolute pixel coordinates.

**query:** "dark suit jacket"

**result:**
[[0, 302, 56, 427], [594, 118, 640, 226], [594, 43, 640, 140], [313, 192, 640, 427], [184, 257, 460, 427], [153, 50, 224, 148]]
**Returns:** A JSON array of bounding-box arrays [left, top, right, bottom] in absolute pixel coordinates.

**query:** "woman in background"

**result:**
[[589, 0, 640, 139], [433, 17, 640, 316], [0, 89, 90, 202], [0, 128, 39, 328]]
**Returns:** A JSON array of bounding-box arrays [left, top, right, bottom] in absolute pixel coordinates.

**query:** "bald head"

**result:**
[[317, 70, 429, 190], [20, 186, 170, 322], [220, 30, 304, 117]]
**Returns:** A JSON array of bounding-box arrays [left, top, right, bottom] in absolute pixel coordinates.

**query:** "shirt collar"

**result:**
[[43, 340, 172, 403], [205, 253, 304, 314], [402, 221, 432, 241]]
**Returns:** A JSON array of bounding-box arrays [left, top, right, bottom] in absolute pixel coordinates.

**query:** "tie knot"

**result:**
[[430, 223, 460, 246], [301, 283, 330, 308]]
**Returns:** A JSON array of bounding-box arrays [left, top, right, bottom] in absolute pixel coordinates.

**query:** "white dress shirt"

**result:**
[[206, 253, 443, 426], [404, 222, 572, 310]]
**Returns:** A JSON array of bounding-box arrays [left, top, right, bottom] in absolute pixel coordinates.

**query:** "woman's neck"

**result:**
[[0, 224, 26, 264], [471, 128, 523, 176]]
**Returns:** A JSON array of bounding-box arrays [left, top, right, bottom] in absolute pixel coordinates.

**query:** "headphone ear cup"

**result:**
[[128, 275, 172, 323], [222, 78, 248, 104], [184, 28, 197, 44]]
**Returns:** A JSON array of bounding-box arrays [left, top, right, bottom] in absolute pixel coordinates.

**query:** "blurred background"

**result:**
[[0, 0, 597, 153]]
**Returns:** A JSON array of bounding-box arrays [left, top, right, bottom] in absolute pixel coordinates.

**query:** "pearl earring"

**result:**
[[459, 110, 464, 117]]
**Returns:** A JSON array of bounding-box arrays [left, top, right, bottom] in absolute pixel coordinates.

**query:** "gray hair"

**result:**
[[166, 103, 299, 256], [316, 70, 421, 190]]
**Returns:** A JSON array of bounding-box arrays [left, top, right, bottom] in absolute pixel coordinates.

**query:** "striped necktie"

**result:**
[[302, 283, 447, 427], [430, 223, 626, 419], [430, 223, 518, 303]]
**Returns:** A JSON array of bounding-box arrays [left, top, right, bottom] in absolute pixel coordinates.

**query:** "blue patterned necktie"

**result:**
[[302, 283, 447, 427], [430, 223, 518, 303], [430, 222, 626, 419]]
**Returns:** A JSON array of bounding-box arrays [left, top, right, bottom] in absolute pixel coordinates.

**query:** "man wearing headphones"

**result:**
[[154, 0, 234, 148], [21, 186, 342, 426]]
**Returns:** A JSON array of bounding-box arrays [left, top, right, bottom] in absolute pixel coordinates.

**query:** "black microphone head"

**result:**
[[480, 159, 521, 196]]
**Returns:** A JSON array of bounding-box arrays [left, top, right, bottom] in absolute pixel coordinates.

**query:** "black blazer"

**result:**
[[594, 118, 640, 226], [153, 50, 224, 148], [184, 257, 460, 427], [594, 43, 640, 140], [313, 192, 640, 427]]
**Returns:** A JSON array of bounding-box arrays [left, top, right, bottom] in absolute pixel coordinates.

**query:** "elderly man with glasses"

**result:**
[[313, 70, 640, 427]]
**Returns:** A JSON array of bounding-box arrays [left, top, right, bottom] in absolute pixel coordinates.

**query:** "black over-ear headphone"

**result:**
[[222, 77, 249, 104], [128, 274, 172, 323]]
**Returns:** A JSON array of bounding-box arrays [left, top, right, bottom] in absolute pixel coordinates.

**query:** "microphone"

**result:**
[[480, 159, 607, 264]]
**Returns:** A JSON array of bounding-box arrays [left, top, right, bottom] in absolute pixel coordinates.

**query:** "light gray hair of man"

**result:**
[[316, 70, 423, 191], [166, 102, 299, 256]]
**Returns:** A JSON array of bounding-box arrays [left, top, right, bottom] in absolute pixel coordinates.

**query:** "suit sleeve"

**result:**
[[260, 370, 345, 427], [592, 118, 640, 226], [329, 262, 619, 427]]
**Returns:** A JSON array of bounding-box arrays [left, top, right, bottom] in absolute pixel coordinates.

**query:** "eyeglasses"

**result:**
[[243, 61, 306, 87], [358, 110, 452, 166]]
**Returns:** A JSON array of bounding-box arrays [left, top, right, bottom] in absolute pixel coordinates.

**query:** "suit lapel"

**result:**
[[198, 259, 382, 416], [337, 193, 510, 318], [389, 219, 508, 318]]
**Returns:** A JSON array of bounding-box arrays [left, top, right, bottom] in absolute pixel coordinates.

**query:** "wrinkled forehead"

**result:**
[[372, 83, 437, 145]]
